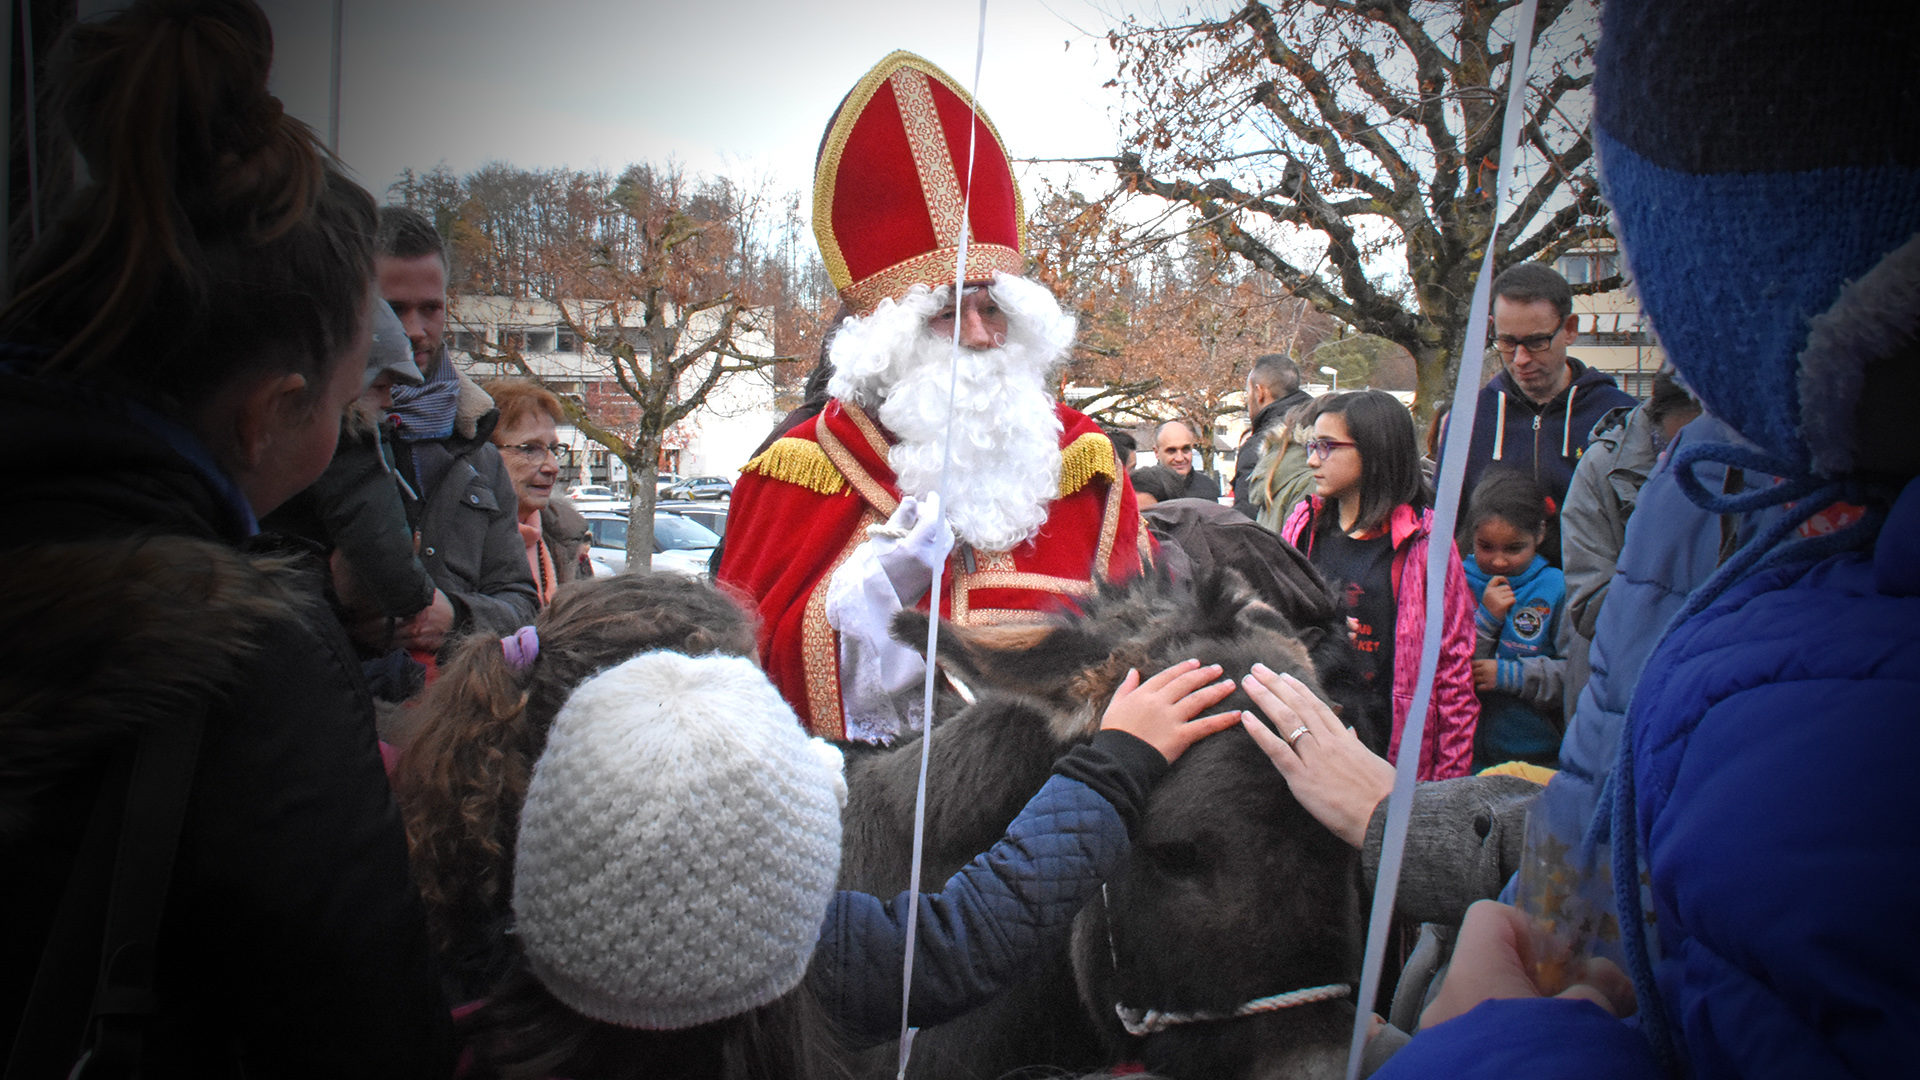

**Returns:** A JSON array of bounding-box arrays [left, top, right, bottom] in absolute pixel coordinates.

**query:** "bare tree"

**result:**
[[1027, 184, 1340, 465], [397, 164, 799, 568], [1108, 0, 1612, 412]]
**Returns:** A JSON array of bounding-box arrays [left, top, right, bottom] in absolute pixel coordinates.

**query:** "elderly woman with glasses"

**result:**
[[483, 380, 592, 606]]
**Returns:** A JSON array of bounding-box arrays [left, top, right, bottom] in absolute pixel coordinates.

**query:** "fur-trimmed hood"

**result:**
[[450, 362, 496, 442], [0, 536, 303, 836]]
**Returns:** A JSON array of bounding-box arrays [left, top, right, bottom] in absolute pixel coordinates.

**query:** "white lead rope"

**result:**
[[1118, 983, 1353, 1037], [897, 5, 991, 1077], [1341, 4, 1540, 1078]]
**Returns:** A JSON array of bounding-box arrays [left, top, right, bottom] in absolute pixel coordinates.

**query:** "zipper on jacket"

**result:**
[[1533, 414, 1542, 482]]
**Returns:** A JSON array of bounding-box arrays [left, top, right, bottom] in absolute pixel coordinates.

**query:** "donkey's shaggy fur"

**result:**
[[834, 569, 1373, 1078]]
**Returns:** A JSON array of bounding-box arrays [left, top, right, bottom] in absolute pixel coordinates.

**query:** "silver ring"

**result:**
[[1285, 724, 1312, 746]]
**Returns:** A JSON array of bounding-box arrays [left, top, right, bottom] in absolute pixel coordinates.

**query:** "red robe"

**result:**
[[718, 399, 1153, 738]]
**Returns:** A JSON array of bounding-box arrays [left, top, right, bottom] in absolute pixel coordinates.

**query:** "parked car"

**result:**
[[661, 475, 733, 501], [654, 498, 727, 539], [653, 473, 683, 496], [584, 509, 719, 578], [564, 484, 628, 513]]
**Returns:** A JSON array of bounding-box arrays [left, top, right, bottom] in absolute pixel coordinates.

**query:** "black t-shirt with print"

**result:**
[[1310, 525, 1397, 722]]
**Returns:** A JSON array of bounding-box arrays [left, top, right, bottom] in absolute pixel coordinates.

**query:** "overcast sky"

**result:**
[[252, 0, 1163, 208]]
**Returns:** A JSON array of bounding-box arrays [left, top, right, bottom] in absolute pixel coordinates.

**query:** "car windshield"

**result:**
[[654, 512, 720, 551]]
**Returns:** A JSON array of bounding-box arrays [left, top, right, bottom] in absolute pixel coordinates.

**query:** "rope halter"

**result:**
[[1115, 982, 1353, 1038]]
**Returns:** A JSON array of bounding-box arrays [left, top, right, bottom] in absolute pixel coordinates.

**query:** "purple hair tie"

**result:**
[[501, 625, 540, 672]]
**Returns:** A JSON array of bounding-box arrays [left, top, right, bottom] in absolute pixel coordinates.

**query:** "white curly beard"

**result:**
[[827, 274, 1077, 552]]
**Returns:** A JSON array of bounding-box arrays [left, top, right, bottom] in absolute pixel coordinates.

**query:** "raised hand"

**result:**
[[1101, 659, 1240, 764]]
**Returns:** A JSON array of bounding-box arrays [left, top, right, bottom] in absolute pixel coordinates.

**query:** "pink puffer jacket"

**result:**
[[1281, 497, 1479, 779]]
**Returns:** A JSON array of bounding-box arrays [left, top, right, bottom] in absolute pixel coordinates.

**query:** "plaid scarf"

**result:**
[[388, 350, 459, 442]]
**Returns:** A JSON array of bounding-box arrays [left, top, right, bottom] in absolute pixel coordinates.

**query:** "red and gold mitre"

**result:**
[[813, 50, 1027, 316]]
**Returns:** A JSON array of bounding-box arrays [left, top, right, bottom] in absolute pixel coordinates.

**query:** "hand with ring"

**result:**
[[1239, 663, 1395, 848]]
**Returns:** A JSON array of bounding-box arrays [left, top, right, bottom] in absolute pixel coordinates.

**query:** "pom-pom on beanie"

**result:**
[[511, 649, 847, 1030]]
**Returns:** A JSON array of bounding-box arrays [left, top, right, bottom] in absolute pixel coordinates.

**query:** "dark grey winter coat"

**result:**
[[393, 367, 538, 638]]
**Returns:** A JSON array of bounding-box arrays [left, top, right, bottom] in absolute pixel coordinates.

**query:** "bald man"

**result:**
[[1154, 419, 1221, 501]]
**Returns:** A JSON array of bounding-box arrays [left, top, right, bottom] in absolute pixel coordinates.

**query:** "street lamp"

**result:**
[[1320, 365, 1338, 392]]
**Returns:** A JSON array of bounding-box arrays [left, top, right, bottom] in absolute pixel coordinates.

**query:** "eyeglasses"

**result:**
[[1303, 438, 1358, 459], [1491, 329, 1560, 355], [503, 442, 573, 465]]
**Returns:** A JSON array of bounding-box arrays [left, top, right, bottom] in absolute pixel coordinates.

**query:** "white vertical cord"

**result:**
[[328, 0, 344, 154], [897, 4, 989, 1076], [1341, 2, 1539, 1076]]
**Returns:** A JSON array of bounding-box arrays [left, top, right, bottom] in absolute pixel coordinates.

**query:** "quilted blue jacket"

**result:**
[[808, 730, 1155, 1047]]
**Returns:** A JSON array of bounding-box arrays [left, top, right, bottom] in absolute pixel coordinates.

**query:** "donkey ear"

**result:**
[[888, 610, 1081, 689], [972, 622, 1113, 695], [891, 608, 935, 656], [1192, 566, 1288, 638]]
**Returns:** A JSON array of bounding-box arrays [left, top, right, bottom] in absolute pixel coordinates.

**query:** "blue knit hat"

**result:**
[[1594, 0, 1920, 479]]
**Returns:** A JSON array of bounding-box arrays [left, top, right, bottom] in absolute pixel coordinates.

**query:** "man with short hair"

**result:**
[[1154, 418, 1221, 501], [1457, 262, 1636, 525], [375, 208, 537, 650], [1233, 353, 1312, 517], [718, 51, 1152, 741]]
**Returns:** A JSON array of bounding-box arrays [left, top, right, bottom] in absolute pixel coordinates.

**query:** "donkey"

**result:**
[[834, 568, 1377, 1079]]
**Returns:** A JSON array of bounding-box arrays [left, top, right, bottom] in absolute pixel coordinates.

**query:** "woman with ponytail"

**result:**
[[1, 2, 452, 1075]]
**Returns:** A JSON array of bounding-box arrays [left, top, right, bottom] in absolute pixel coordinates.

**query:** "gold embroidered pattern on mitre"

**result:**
[[1058, 432, 1119, 497], [892, 67, 967, 248], [743, 438, 847, 496]]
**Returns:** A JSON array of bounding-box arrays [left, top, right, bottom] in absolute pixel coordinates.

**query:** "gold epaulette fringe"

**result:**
[[743, 437, 848, 496], [1058, 432, 1119, 497]]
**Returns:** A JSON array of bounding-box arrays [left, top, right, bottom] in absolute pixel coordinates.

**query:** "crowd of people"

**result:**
[[3, 0, 1913, 1078]]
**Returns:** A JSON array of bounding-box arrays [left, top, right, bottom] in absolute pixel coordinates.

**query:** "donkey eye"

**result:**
[[1148, 839, 1204, 876]]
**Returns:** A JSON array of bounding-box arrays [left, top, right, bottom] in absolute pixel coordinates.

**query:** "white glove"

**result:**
[[824, 494, 954, 743], [867, 493, 955, 607]]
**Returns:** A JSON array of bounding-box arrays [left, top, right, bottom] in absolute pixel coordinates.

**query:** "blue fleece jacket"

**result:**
[[1463, 554, 1569, 766]]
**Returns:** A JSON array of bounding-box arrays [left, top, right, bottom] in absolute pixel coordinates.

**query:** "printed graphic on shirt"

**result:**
[[1345, 581, 1383, 675], [1510, 600, 1551, 649]]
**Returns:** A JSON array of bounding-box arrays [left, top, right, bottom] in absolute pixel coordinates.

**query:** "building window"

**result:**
[[451, 329, 483, 352], [525, 329, 557, 354], [1556, 250, 1621, 287], [557, 327, 581, 353]]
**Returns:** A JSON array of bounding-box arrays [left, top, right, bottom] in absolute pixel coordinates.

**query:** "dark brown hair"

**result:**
[[1305, 389, 1427, 535], [1491, 261, 1574, 320], [460, 966, 849, 1080], [392, 574, 757, 969], [0, 0, 377, 415], [1463, 470, 1552, 542], [375, 204, 447, 266]]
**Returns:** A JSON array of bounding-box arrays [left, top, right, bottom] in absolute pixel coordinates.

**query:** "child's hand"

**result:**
[[1482, 576, 1516, 620], [1101, 660, 1239, 764], [1472, 659, 1499, 691]]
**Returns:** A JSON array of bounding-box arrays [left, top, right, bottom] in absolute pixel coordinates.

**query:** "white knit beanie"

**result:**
[[511, 650, 847, 1030]]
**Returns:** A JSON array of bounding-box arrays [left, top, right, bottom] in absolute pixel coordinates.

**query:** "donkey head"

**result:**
[[892, 568, 1323, 745]]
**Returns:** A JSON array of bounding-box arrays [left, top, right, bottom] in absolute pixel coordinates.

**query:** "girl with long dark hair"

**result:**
[[1278, 390, 1480, 779]]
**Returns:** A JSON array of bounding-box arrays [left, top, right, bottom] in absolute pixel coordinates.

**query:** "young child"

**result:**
[[1460, 471, 1572, 769], [390, 573, 1240, 1079], [1279, 390, 1480, 780]]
